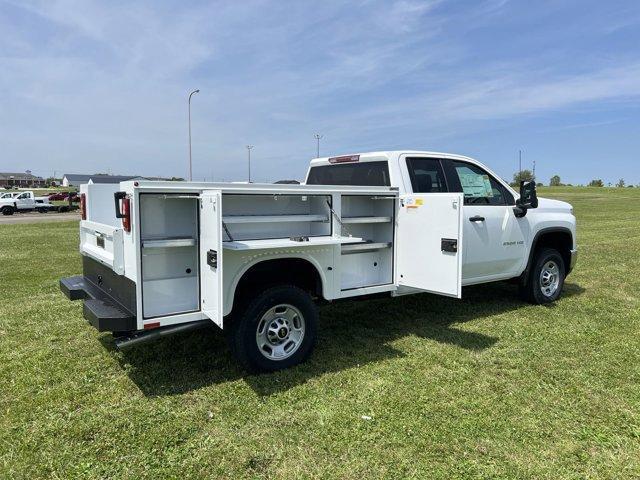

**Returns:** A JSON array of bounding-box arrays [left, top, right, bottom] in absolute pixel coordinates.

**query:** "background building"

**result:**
[[0, 171, 46, 188]]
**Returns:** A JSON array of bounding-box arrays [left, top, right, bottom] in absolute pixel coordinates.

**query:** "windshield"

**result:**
[[306, 162, 390, 186]]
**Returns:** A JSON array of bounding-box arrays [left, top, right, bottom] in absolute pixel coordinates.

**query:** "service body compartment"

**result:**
[[138, 193, 200, 319]]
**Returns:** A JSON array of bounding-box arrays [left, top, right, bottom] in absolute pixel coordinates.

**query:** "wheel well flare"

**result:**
[[233, 258, 323, 308]]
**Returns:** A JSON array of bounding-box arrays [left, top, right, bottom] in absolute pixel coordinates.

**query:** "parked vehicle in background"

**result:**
[[48, 192, 77, 201], [60, 151, 577, 373], [0, 191, 56, 215]]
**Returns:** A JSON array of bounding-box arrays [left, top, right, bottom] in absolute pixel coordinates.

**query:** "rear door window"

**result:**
[[306, 162, 390, 186], [405, 157, 448, 193]]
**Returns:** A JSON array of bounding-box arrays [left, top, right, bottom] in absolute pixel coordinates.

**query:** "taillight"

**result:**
[[80, 193, 87, 220], [122, 197, 131, 232], [328, 154, 359, 164]]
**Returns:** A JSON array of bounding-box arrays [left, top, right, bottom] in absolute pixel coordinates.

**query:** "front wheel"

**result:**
[[228, 285, 318, 373], [1, 206, 14, 216], [520, 248, 566, 304]]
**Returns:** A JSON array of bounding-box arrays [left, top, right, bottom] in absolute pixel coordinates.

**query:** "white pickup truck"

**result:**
[[60, 151, 577, 372], [0, 191, 55, 215]]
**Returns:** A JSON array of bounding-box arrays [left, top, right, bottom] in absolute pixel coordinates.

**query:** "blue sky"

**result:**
[[1, 0, 639, 185]]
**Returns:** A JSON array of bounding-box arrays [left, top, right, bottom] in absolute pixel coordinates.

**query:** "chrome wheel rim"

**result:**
[[539, 260, 560, 297], [255, 304, 305, 361]]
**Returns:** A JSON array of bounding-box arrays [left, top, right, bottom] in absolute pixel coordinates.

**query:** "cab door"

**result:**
[[395, 193, 464, 298], [15, 192, 34, 210], [443, 160, 526, 280], [200, 190, 223, 327]]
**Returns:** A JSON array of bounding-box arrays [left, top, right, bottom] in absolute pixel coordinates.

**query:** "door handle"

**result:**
[[469, 215, 485, 222], [206, 249, 218, 269]]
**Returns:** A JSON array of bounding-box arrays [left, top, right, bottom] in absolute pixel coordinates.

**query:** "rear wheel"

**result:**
[[520, 248, 565, 304], [1, 206, 14, 216], [228, 285, 318, 373]]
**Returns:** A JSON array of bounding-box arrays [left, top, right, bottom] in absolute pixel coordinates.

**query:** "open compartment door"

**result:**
[[396, 193, 463, 298], [200, 190, 223, 327]]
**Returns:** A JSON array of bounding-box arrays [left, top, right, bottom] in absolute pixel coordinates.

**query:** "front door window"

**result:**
[[449, 161, 512, 206]]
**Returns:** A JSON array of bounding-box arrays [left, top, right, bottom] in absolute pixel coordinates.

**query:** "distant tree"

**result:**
[[513, 169, 535, 185], [169, 177, 185, 181], [549, 175, 562, 187], [536, 182, 543, 187], [616, 178, 625, 188], [627, 184, 634, 188], [588, 179, 604, 187]]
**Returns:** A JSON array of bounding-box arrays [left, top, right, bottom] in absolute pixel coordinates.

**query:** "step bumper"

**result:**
[[82, 299, 136, 332], [60, 270, 136, 333]]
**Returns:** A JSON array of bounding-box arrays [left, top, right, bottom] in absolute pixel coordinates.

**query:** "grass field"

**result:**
[[1, 187, 639, 479]]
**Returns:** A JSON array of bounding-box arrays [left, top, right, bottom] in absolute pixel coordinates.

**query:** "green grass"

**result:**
[[1, 187, 639, 479]]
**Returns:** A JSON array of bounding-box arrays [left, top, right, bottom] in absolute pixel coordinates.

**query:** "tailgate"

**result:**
[[80, 220, 125, 275]]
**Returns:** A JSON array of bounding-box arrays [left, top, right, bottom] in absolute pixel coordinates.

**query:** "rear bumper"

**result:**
[[60, 257, 137, 332]]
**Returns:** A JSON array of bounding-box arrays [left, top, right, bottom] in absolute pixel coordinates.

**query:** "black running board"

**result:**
[[114, 320, 212, 350]]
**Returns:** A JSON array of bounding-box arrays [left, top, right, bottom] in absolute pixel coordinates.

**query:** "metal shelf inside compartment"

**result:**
[[142, 237, 197, 248], [222, 214, 329, 224], [340, 241, 392, 253], [340, 216, 392, 224], [224, 235, 363, 250]]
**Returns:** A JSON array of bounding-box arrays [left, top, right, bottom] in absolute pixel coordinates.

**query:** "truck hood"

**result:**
[[536, 197, 572, 213]]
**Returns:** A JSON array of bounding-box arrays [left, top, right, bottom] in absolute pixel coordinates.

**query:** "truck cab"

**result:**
[[305, 151, 577, 289]]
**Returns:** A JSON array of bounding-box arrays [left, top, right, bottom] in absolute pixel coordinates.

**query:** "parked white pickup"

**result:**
[[0, 191, 56, 215], [60, 151, 577, 372]]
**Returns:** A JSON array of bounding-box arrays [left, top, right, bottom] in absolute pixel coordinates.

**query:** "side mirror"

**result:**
[[514, 180, 538, 217]]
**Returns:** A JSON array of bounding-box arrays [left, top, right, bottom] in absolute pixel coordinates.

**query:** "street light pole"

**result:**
[[246, 145, 254, 182], [518, 149, 522, 178], [314, 133, 323, 158], [188, 89, 200, 181]]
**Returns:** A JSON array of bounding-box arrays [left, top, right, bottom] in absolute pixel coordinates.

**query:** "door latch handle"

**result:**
[[469, 215, 485, 222], [206, 249, 218, 269], [441, 238, 458, 253]]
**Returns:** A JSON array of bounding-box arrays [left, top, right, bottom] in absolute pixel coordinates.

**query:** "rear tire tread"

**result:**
[[228, 284, 318, 373]]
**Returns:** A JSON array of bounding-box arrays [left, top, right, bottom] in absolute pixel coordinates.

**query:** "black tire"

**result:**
[[228, 285, 318, 373], [1, 206, 14, 216], [520, 248, 565, 304]]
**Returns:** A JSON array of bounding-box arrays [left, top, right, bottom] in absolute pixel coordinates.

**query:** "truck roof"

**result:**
[[308, 150, 476, 166]]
